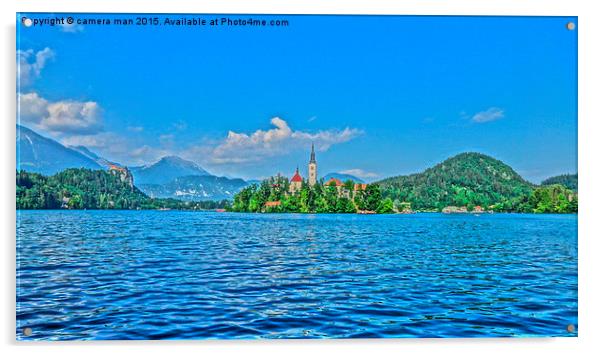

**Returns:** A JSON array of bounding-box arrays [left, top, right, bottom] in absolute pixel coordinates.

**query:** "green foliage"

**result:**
[[541, 174, 578, 192], [230, 175, 394, 214], [16, 169, 230, 210], [377, 197, 395, 214], [231, 153, 578, 215], [529, 184, 578, 213], [376, 152, 535, 211]]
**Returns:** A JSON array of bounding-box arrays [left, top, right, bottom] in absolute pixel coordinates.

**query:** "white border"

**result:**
[[2, 1, 601, 353]]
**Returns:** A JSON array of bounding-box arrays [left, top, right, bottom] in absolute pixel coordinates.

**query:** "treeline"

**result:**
[[16, 169, 230, 210], [541, 173, 578, 191], [377, 153, 534, 211], [230, 176, 395, 213], [231, 152, 577, 214], [489, 184, 578, 213]]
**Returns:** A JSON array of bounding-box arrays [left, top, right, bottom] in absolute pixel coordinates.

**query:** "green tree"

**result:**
[[377, 197, 394, 214]]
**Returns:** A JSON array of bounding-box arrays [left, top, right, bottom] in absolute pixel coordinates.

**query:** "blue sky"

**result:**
[[17, 14, 577, 182]]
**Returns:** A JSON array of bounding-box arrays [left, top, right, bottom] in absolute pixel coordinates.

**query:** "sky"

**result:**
[[16, 14, 577, 182]]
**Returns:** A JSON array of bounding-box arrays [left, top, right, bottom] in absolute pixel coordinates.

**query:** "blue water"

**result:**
[[16, 211, 577, 340]]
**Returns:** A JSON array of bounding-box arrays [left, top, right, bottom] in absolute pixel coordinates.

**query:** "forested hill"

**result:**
[[375, 152, 534, 210], [16, 169, 229, 210], [541, 174, 578, 191]]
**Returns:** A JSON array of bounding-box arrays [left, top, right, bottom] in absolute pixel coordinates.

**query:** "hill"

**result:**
[[16, 125, 102, 175], [541, 174, 577, 191], [17, 168, 150, 209], [375, 152, 534, 210]]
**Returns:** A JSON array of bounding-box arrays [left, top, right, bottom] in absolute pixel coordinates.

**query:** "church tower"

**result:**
[[308, 143, 317, 186]]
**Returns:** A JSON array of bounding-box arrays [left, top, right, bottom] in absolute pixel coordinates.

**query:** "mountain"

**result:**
[[16, 169, 228, 210], [138, 175, 249, 201], [69, 145, 119, 169], [541, 174, 578, 191], [323, 172, 365, 184], [130, 156, 210, 185], [16, 125, 102, 175], [375, 152, 534, 210]]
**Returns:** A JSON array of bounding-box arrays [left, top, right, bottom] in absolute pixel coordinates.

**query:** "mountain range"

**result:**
[[16, 125, 249, 201], [138, 175, 249, 201], [17, 125, 103, 175], [16, 125, 574, 206], [130, 156, 210, 185]]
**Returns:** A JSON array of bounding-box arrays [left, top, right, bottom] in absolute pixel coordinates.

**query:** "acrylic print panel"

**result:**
[[16, 13, 578, 340]]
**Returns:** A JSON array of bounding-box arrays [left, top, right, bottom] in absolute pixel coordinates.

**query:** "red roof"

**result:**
[[354, 183, 368, 191], [325, 177, 343, 187], [291, 169, 303, 182], [264, 201, 282, 207]]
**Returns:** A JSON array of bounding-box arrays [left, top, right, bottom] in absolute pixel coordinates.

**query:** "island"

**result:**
[[229, 150, 577, 214]]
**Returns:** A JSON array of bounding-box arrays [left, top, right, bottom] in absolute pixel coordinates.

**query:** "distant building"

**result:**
[[324, 178, 366, 199], [288, 145, 317, 194], [308, 143, 317, 186], [325, 177, 344, 188], [289, 167, 303, 194], [108, 164, 134, 189], [287, 145, 365, 198], [354, 183, 368, 192], [264, 201, 282, 207]]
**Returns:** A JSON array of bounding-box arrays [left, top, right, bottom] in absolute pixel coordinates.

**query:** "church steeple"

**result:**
[[308, 143, 317, 186]]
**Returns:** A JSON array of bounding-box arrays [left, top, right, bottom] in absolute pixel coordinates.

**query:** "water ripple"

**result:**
[[17, 211, 577, 340]]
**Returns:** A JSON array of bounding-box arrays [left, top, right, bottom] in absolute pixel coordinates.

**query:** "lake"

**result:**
[[16, 211, 578, 340]]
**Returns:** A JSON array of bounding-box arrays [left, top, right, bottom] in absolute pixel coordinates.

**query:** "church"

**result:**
[[288, 144, 317, 194], [287, 144, 367, 197]]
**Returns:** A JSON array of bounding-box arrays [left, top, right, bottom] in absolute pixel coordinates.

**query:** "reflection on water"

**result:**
[[16, 211, 577, 340]]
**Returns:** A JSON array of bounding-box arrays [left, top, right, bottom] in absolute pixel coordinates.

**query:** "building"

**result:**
[[108, 164, 134, 189], [288, 145, 318, 194], [324, 177, 348, 198], [289, 167, 303, 194], [324, 178, 367, 199], [308, 143, 317, 186]]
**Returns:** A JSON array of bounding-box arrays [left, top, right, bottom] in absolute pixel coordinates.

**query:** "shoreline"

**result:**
[[15, 208, 578, 215]]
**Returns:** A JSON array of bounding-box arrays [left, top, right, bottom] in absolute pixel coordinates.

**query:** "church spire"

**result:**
[[310, 143, 316, 164], [308, 143, 317, 186]]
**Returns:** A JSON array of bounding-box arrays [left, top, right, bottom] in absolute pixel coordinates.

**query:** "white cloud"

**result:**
[[18, 92, 48, 123], [61, 133, 169, 166], [339, 169, 378, 179], [127, 126, 144, 132], [61, 132, 118, 149], [159, 134, 175, 147], [17, 48, 55, 86], [18, 92, 103, 135], [472, 107, 504, 123], [59, 23, 84, 33], [210, 117, 362, 164]]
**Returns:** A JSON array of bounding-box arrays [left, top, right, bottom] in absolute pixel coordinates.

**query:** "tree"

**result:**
[[377, 197, 394, 214], [365, 184, 382, 211]]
